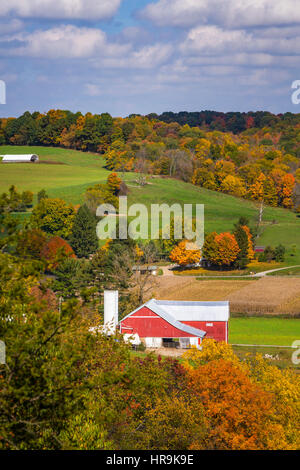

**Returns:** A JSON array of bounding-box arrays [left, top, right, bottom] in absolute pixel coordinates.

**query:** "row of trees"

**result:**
[[168, 218, 256, 270], [1, 109, 300, 208], [0, 185, 33, 213], [152, 110, 300, 134]]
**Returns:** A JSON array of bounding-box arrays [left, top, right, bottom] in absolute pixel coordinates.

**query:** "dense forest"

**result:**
[[147, 110, 300, 134], [1, 109, 300, 209]]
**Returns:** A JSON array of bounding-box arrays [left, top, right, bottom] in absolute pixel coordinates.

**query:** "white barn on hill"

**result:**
[[1, 154, 39, 163]]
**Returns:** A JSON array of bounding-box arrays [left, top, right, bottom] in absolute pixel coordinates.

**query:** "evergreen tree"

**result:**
[[69, 204, 98, 258], [234, 225, 250, 269]]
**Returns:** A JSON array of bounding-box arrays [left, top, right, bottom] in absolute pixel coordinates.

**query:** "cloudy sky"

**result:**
[[1, 0, 300, 117]]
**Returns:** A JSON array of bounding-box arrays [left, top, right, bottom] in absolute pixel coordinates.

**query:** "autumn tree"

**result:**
[[16, 228, 47, 260], [106, 172, 122, 195], [220, 175, 246, 197], [187, 359, 286, 450], [203, 232, 240, 267], [31, 198, 75, 239], [40, 236, 76, 271], [169, 240, 201, 267]]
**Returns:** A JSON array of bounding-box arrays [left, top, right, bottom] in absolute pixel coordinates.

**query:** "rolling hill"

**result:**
[[1, 145, 300, 262]]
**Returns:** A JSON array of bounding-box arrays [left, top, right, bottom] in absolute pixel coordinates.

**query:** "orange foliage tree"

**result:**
[[16, 228, 47, 260], [107, 172, 122, 196], [41, 236, 76, 270], [203, 232, 240, 267], [241, 225, 255, 260], [169, 240, 201, 266], [187, 359, 287, 450]]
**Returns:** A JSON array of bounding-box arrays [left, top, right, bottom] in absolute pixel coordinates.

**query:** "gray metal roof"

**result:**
[[153, 299, 230, 322]]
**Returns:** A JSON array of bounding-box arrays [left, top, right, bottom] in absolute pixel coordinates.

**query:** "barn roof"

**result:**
[[152, 300, 230, 322], [121, 298, 230, 338]]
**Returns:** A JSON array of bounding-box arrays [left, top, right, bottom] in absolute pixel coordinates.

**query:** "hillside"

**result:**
[[1, 145, 300, 261]]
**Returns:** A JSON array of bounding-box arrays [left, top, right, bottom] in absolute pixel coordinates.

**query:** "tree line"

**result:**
[[1, 109, 300, 209]]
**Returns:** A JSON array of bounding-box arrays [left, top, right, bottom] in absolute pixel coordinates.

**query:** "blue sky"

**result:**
[[1, 0, 300, 117]]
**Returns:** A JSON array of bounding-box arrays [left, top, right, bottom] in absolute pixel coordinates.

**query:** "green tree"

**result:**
[[0, 253, 97, 449], [69, 205, 98, 258], [274, 244, 285, 262], [31, 198, 75, 239], [21, 191, 34, 208], [52, 258, 92, 299], [261, 245, 275, 262], [202, 232, 218, 263], [234, 225, 250, 269], [37, 189, 49, 203]]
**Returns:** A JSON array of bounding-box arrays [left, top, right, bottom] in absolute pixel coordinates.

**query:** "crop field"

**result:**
[[228, 277, 300, 315], [154, 275, 300, 316], [154, 276, 254, 301]]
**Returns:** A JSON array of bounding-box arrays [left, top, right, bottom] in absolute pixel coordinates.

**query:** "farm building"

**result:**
[[1, 154, 39, 163], [119, 299, 230, 348]]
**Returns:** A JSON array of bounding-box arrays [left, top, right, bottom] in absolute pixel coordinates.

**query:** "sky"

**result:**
[[1, 0, 300, 117]]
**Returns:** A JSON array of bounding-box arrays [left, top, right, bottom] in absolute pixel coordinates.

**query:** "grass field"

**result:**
[[1, 145, 300, 261], [268, 267, 300, 276], [229, 318, 300, 346], [0, 146, 108, 204]]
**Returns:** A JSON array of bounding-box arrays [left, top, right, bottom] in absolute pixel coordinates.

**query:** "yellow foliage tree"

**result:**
[[169, 240, 201, 266], [183, 339, 241, 369]]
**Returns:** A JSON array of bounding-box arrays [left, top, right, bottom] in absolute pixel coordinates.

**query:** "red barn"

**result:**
[[119, 299, 229, 348]]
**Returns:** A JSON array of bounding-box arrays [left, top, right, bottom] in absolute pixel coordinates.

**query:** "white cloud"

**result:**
[[181, 26, 250, 55], [4, 24, 172, 69], [181, 25, 300, 56], [7, 25, 129, 59], [141, 0, 300, 28], [0, 0, 122, 20], [94, 43, 173, 69]]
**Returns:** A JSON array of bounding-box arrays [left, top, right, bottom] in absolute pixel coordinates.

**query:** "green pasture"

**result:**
[[229, 318, 300, 346]]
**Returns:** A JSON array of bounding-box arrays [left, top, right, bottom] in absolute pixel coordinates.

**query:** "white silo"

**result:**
[[104, 290, 118, 335]]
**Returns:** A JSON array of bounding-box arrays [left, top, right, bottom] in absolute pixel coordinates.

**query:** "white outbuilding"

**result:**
[[1, 154, 39, 163]]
